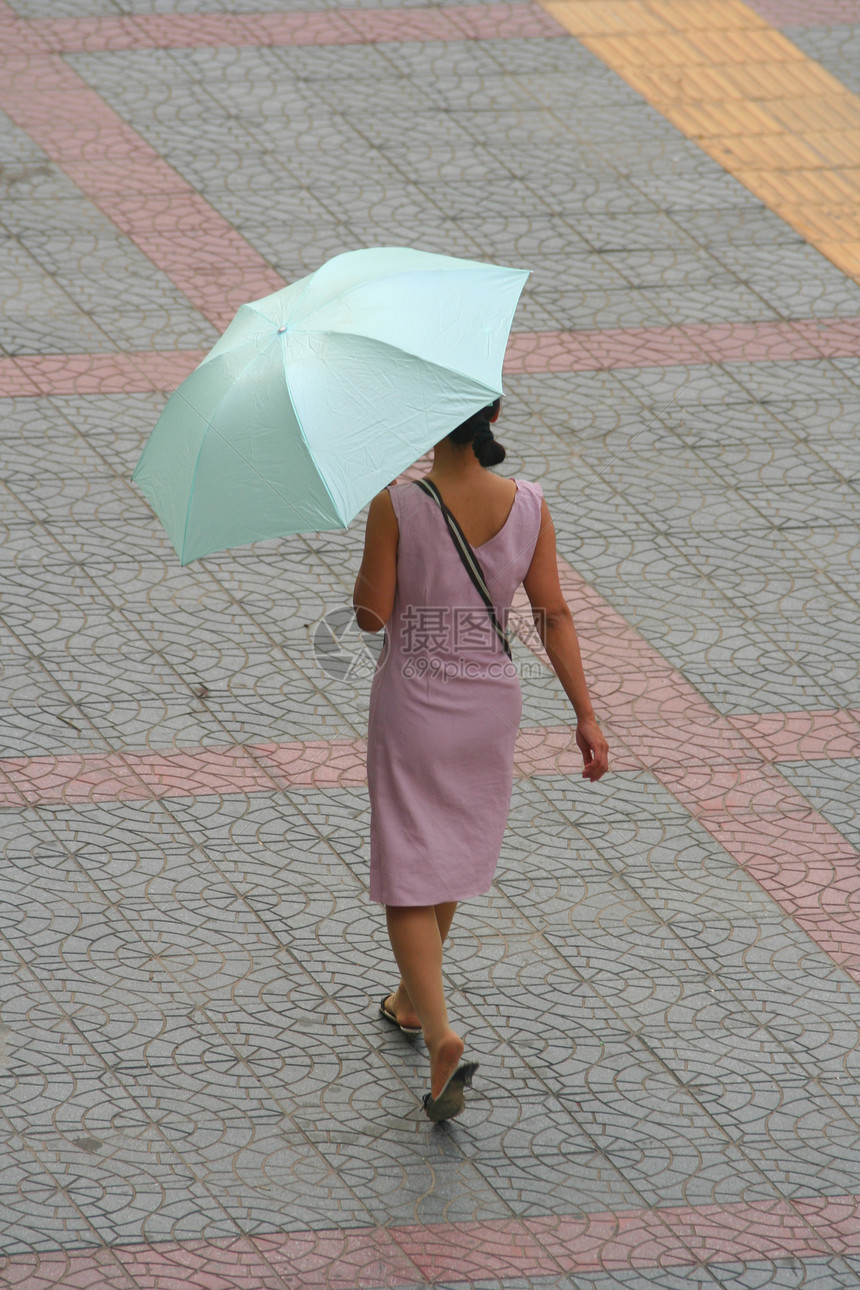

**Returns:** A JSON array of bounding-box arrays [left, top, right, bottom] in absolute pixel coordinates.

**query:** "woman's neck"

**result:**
[[429, 440, 484, 480]]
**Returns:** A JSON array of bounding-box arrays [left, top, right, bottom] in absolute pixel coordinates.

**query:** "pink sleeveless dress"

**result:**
[[366, 478, 543, 905]]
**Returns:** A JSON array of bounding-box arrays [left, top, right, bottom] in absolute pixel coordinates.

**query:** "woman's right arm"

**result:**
[[353, 489, 399, 632], [522, 497, 609, 782]]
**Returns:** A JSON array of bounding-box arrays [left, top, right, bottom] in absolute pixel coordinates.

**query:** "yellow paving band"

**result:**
[[539, 0, 860, 281]]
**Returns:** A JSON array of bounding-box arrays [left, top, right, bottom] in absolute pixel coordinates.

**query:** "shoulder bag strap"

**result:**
[[415, 478, 512, 658]]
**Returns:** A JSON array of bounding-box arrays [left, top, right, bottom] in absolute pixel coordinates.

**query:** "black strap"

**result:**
[[415, 478, 512, 658]]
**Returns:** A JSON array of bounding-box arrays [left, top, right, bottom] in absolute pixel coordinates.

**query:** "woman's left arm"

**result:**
[[353, 489, 399, 632]]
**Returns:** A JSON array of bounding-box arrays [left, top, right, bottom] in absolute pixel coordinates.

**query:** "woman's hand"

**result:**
[[523, 500, 607, 774], [576, 716, 609, 782]]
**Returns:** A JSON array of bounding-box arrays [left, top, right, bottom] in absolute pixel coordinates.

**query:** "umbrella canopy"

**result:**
[[132, 246, 529, 564]]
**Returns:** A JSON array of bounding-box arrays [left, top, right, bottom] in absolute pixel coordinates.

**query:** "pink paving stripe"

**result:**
[[0, 18, 283, 330], [741, 847, 860, 971], [4, 317, 860, 397], [0, 702, 855, 808], [25, 4, 563, 53], [656, 759, 860, 973], [2, 1193, 859, 1286], [0, 350, 208, 397], [503, 317, 860, 373], [0, 738, 361, 808], [729, 708, 860, 762], [521, 560, 860, 984], [0, 725, 639, 808]]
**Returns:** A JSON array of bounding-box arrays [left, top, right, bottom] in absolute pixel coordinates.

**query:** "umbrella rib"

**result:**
[[172, 341, 345, 561], [282, 267, 321, 330], [308, 329, 505, 398], [286, 262, 526, 357], [225, 311, 503, 394], [277, 337, 344, 526]]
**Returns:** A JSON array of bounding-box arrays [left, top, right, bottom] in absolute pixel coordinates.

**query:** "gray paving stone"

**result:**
[[726, 361, 860, 405], [0, 1156, 106, 1254], [775, 760, 860, 852], [786, 24, 860, 97], [0, 160, 84, 206], [1, 302, 117, 357]]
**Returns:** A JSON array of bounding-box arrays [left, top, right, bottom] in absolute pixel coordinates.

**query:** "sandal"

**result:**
[[378, 995, 422, 1037], [422, 1061, 479, 1123]]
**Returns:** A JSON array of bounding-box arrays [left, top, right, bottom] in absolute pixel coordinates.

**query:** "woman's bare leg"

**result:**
[[435, 900, 457, 943], [386, 904, 464, 1097], [386, 902, 457, 1029]]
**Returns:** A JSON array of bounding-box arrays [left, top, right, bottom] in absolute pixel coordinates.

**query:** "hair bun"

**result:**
[[474, 428, 506, 468], [448, 399, 505, 467]]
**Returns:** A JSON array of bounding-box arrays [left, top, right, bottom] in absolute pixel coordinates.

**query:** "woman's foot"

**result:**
[[423, 1059, 478, 1123], [428, 1029, 465, 1099], [383, 989, 421, 1033]]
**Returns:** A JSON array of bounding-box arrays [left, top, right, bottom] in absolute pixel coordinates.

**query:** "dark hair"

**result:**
[[448, 399, 505, 468]]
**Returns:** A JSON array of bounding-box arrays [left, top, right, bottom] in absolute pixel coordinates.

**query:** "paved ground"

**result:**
[[1, 0, 860, 1286]]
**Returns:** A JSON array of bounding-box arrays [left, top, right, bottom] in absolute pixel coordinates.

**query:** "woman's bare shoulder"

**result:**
[[483, 472, 518, 499], [369, 487, 398, 523]]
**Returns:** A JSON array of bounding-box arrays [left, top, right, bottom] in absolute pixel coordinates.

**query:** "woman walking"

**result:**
[[353, 401, 609, 1122]]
